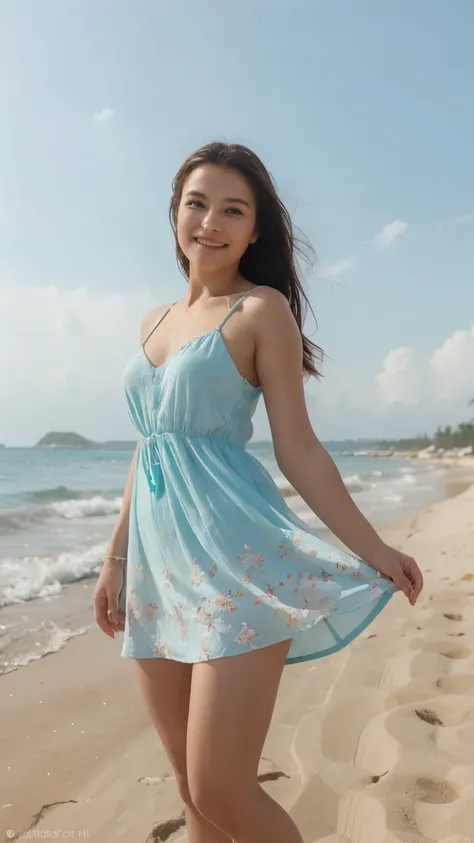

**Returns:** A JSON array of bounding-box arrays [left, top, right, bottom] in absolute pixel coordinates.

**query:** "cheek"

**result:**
[[229, 220, 256, 253], [176, 206, 188, 235], [176, 207, 194, 250]]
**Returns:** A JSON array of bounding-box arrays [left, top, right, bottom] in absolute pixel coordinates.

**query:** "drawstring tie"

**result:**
[[140, 432, 234, 495], [141, 433, 172, 495]]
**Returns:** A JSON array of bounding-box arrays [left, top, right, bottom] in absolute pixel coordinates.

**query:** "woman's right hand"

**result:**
[[93, 560, 126, 639]]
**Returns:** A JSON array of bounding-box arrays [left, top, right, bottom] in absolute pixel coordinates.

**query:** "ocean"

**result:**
[[0, 442, 448, 674]]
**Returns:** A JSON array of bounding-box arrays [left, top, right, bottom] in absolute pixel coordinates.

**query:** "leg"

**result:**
[[134, 658, 232, 843], [187, 640, 303, 843]]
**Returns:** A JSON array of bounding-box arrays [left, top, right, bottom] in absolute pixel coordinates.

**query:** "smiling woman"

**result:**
[[93, 141, 423, 843], [168, 142, 322, 378], [175, 170, 259, 298]]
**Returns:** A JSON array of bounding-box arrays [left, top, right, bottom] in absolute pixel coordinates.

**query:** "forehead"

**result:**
[[183, 164, 255, 204]]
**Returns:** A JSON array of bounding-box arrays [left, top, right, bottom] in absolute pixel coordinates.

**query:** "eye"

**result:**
[[186, 200, 204, 208], [226, 207, 244, 216]]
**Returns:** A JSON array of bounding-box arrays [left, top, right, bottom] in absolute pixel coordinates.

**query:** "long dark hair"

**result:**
[[169, 141, 323, 378]]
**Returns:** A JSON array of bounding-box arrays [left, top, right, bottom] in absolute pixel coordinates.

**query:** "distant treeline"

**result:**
[[386, 421, 474, 452], [432, 422, 474, 450]]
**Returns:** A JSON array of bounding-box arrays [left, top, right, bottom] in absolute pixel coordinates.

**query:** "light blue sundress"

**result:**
[[120, 286, 396, 665]]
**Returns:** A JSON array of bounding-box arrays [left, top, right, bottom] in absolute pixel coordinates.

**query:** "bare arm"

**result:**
[[253, 289, 423, 603], [94, 308, 171, 637]]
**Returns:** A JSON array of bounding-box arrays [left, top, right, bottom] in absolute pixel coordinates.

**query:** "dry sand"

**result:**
[[2, 482, 474, 843]]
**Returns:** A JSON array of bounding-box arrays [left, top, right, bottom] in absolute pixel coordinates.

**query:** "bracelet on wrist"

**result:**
[[104, 554, 127, 563]]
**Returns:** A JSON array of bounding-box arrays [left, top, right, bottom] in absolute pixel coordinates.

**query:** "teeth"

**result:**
[[197, 239, 225, 248]]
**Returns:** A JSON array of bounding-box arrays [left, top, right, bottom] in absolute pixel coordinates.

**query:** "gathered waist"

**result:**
[[142, 431, 236, 446], [140, 432, 245, 494]]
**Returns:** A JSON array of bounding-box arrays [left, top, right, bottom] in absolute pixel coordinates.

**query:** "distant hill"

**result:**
[[36, 432, 136, 450]]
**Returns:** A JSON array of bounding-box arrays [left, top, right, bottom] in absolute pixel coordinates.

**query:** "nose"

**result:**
[[201, 207, 220, 232]]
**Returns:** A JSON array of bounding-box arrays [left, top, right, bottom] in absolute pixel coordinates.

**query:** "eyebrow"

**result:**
[[185, 189, 250, 208]]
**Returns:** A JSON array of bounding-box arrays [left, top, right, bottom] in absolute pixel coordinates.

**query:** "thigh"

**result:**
[[134, 658, 192, 780], [187, 639, 291, 793]]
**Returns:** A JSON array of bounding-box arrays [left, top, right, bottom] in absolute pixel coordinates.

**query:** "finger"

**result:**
[[107, 607, 126, 633], [93, 590, 115, 639], [406, 558, 424, 602], [107, 591, 120, 625], [401, 555, 420, 586], [393, 568, 413, 598], [107, 609, 125, 629]]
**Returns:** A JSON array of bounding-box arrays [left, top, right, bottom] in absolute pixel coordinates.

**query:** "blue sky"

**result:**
[[1, 1, 473, 445]]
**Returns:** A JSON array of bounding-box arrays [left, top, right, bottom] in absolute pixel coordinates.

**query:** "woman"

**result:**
[[93, 142, 423, 842]]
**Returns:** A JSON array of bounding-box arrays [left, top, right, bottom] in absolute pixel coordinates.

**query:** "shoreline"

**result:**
[[1, 457, 474, 676], [2, 477, 474, 841], [3, 456, 472, 677]]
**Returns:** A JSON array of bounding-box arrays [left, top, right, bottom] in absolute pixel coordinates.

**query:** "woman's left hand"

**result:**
[[370, 542, 424, 606]]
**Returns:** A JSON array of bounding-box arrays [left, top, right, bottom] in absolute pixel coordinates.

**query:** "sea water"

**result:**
[[0, 442, 447, 674]]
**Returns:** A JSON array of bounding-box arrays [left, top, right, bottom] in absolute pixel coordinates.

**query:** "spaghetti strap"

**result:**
[[142, 305, 174, 348], [217, 286, 268, 330]]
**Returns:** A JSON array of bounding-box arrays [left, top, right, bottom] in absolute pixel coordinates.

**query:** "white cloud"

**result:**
[[319, 258, 353, 279], [3, 280, 472, 446], [370, 219, 408, 248], [92, 108, 115, 123], [0, 281, 152, 445], [429, 328, 474, 400], [453, 212, 474, 225], [375, 347, 427, 407], [375, 326, 474, 409]]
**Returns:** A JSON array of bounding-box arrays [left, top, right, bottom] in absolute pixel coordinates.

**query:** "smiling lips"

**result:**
[[195, 237, 227, 249]]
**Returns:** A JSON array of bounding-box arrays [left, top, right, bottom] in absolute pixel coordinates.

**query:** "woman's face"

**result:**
[[176, 164, 258, 271]]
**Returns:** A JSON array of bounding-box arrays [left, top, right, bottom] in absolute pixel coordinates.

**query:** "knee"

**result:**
[[189, 770, 255, 836]]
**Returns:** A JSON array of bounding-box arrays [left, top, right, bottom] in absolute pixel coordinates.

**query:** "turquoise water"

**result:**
[[0, 442, 446, 673]]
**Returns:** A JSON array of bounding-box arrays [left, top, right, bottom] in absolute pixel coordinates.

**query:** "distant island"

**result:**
[[35, 417, 474, 455], [36, 432, 136, 451]]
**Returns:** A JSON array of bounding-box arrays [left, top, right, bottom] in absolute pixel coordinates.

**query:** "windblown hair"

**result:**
[[169, 141, 323, 378]]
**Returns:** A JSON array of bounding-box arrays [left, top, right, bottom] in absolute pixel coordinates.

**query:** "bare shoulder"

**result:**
[[140, 304, 173, 344], [247, 286, 300, 340]]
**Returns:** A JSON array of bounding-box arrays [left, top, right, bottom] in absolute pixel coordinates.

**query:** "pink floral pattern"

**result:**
[[123, 528, 395, 663], [153, 637, 171, 658], [235, 622, 258, 650], [190, 558, 205, 588], [215, 592, 238, 612]]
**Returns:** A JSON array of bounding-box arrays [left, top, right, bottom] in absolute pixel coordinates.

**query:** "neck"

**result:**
[[186, 263, 245, 301]]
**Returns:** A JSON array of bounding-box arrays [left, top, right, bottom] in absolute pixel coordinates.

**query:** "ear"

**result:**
[[249, 227, 259, 245]]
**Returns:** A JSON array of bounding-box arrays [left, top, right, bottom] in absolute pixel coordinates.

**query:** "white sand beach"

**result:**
[[2, 479, 474, 843]]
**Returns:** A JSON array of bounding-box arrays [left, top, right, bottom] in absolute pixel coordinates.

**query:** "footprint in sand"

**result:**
[[388, 775, 459, 807], [408, 776, 459, 804], [438, 645, 471, 659], [437, 674, 474, 695], [415, 640, 472, 660], [416, 696, 474, 727], [444, 612, 463, 622]]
